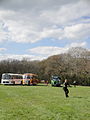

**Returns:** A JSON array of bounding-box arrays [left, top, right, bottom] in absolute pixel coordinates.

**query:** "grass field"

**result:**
[[0, 84, 90, 120]]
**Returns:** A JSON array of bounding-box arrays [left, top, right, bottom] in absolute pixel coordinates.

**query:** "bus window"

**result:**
[[2, 74, 11, 79], [27, 75, 31, 79]]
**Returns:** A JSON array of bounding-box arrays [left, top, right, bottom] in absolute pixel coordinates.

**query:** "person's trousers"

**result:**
[[63, 87, 69, 97]]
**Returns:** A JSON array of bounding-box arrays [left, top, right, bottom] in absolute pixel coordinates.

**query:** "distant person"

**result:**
[[63, 79, 69, 98], [73, 81, 76, 87], [45, 80, 49, 86]]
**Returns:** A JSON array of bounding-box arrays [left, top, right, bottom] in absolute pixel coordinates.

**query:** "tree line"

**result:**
[[0, 47, 90, 86]]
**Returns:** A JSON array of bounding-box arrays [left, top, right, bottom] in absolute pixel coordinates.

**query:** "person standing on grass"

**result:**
[[46, 80, 49, 86], [63, 79, 69, 98]]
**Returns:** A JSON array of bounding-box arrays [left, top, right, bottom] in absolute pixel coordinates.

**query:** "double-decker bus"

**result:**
[[1, 73, 39, 85], [1, 73, 23, 85], [23, 73, 39, 85]]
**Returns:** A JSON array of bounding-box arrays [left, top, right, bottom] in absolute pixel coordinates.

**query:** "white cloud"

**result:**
[[28, 46, 68, 56], [0, 0, 79, 11], [28, 42, 87, 57], [0, 48, 7, 52], [0, 54, 45, 61], [38, 23, 90, 41], [68, 42, 87, 48], [0, 47, 68, 61], [40, 0, 90, 25], [0, 22, 9, 42], [0, 41, 88, 61], [0, 0, 90, 43], [64, 23, 90, 40], [0, 0, 90, 61]]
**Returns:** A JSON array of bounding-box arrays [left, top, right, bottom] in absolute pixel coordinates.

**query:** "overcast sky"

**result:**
[[0, 0, 90, 60]]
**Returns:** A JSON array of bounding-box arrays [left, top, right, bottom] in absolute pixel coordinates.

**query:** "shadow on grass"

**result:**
[[72, 96, 83, 99]]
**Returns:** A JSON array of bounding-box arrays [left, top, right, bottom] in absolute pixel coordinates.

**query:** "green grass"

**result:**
[[0, 84, 90, 120]]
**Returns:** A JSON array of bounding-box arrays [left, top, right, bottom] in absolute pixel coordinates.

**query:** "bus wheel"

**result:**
[[21, 81, 23, 85], [28, 81, 30, 86], [13, 81, 15, 85], [33, 84, 36, 86]]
